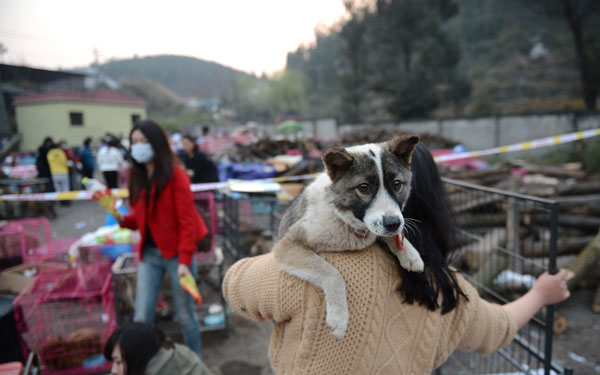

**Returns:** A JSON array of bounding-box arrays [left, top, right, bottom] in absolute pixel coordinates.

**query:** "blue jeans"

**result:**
[[134, 246, 202, 356]]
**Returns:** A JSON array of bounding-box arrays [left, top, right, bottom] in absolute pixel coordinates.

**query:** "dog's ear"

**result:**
[[322, 146, 354, 182], [389, 135, 419, 165]]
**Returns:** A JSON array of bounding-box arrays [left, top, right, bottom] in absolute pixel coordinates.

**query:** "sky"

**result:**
[[0, 0, 348, 75]]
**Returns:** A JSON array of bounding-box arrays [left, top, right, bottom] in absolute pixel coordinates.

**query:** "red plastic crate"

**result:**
[[13, 263, 116, 374]]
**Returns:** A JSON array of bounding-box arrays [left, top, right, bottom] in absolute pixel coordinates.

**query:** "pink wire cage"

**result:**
[[12, 217, 78, 264], [13, 263, 116, 375], [0, 222, 26, 261]]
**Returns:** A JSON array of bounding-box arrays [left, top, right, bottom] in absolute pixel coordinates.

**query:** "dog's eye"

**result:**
[[357, 183, 370, 194], [392, 180, 403, 191]]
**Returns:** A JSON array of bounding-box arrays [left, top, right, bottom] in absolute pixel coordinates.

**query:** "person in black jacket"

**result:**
[[179, 135, 219, 184], [35, 137, 55, 192]]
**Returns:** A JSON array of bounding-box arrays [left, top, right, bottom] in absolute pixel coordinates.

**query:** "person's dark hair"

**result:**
[[108, 137, 121, 148], [104, 323, 172, 375], [128, 120, 175, 203], [42, 137, 54, 149], [385, 143, 467, 314], [83, 137, 92, 148], [183, 134, 198, 150]]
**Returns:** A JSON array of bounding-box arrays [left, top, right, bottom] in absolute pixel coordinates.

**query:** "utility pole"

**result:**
[[93, 47, 100, 89], [0, 43, 10, 134]]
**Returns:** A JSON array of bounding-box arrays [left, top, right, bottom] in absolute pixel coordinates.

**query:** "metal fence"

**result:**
[[437, 177, 571, 375]]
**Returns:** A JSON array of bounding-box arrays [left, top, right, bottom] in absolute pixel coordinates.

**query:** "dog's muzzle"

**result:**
[[382, 215, 401, 232]]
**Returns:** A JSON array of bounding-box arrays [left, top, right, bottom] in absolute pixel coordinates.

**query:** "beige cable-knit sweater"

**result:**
[[222, 240, 517, 375]]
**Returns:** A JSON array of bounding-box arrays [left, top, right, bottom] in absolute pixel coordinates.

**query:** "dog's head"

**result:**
[[322, 135, 418, 237]]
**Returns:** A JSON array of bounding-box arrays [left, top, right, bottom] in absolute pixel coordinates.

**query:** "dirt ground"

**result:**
[[49, 200, 599, 375]]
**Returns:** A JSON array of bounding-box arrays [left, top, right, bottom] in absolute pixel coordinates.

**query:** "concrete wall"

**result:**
[[16, 101, 146, 151], [340, 113, 600, 158]]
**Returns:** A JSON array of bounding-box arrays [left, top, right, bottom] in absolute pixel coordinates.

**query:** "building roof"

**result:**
[[14, 90, 145, 106], [1, 63, 86, 83]]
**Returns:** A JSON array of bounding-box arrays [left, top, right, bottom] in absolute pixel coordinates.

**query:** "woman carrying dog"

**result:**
[[116, 120, 208, 357], [222, 143, 570, 374]]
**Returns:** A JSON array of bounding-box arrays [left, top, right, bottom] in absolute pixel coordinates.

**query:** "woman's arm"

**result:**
[[456, 269, 570, 354], [117, 212, 137, 230], [222, 253, 293, 323], [502, 268, 571, 329]]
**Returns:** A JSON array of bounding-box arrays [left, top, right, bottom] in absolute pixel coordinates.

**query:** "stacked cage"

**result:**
[[0, 222, 25, 269], [221, 192, 280, 263], [13, 263, 116, 374], [16, 217, 78, 264], [437, 177, 568, 375]]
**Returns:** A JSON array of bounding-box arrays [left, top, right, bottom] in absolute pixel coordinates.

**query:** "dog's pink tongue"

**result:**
[[394, 233, 404, 250]]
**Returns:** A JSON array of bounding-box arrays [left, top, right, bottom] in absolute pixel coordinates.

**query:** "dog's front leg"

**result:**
[[382, 236, 425, 272], [274, 244, 349, 339]]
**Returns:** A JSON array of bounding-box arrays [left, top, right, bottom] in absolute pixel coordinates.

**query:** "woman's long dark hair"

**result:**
[[389, 143, 467, 314], [183, 134, 198, 151], [128, 120, 175, 203], [104, 323, 172, 375]]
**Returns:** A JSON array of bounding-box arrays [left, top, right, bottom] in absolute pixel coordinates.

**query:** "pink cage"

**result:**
[[13, 263, 116, 374], [193, 191, 218, 264], [13, 217, 79, 264], [0, 222, 26, 262]]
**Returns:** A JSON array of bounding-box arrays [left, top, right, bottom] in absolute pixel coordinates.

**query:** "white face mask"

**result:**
[[131, 143, 155, 163]]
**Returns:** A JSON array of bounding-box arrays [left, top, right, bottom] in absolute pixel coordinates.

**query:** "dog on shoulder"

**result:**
[[274, 135, 424, 339]]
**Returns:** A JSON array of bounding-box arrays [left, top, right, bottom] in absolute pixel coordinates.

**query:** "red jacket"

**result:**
[[120, 167, 208, 266]]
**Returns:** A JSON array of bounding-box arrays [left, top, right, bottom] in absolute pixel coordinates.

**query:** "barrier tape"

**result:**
[[0, 173, 320, 202], [434, 128, 600, 163], [3, 128, 598, 201]]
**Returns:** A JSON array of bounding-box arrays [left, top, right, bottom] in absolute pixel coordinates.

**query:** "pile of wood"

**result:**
[[444, 160, 600, 328], [340, 129, 456, 149], [213, 137, 325, 164]]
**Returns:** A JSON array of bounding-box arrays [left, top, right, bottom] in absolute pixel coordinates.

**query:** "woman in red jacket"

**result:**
[[116, 120, 208, 357]]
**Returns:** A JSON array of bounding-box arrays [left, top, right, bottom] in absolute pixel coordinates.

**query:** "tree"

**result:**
[[522, 0, 600, 110], [338, 6, 372, 123], [287, 29, 342, 119], [367, 0, 466, 120], [267, 70, 308, 117], [559, 0, 600, 110]]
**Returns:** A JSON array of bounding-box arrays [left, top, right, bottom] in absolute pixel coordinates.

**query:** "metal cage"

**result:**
[[437, 177, 571, 375], [221, 192, 280, 263]]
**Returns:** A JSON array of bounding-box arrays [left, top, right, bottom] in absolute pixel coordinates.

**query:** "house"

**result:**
[[14, 90, 146, 151], [0, 63, 87, 135]]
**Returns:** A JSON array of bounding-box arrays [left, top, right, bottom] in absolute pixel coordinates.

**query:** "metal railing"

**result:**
[[437, 177, 571, 375]]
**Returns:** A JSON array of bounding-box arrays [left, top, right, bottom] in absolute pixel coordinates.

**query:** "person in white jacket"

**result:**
[[97, 137, 125, 189]]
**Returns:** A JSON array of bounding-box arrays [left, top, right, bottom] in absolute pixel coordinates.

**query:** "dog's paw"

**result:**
[[398, 253, 425, 273], [326, 302, 348, 339]]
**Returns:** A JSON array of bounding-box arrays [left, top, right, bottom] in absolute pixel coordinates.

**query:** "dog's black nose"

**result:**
[[383, 215, 401, 231]]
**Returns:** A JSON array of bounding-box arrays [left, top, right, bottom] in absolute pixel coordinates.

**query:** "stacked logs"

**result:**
[[444, 160, 600, 331]]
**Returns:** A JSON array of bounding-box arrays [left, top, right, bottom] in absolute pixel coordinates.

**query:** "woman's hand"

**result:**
[[186, 169, 194, 177], [503, 268, 572, 329], [531, 269, 572, 306], [178, 264, 191, 278]]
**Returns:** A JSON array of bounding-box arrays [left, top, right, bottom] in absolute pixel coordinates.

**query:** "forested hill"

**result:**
[[99, 55, 258, 100]]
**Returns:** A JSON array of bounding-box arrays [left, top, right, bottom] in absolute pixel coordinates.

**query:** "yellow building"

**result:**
[[14, 90, 146, 151]]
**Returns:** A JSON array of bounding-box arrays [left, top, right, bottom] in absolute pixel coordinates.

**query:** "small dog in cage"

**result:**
[[274, 135, 424, 339]]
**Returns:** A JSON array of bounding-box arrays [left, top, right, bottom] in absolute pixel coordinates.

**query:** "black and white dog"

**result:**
[[274, 135, 424, 339]]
